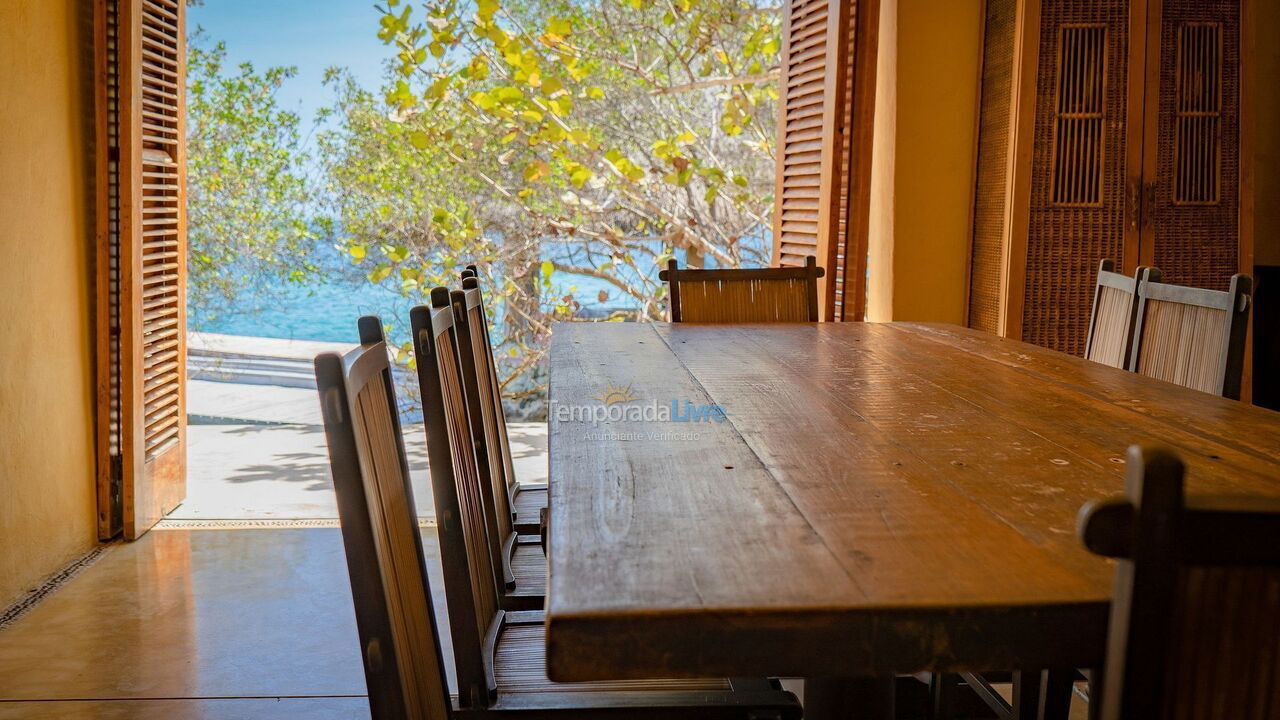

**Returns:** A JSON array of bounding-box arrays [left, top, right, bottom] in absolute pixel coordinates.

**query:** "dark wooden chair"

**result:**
[[1078, 445, 1280, 720], [314, 317, 452, 719], [658, 256, 825, 323], [459, 266, 546, 536], [1128, 270, 1253, 399], [1084, 260, 1147, 369], [411, 289, 804, 718], [407, 284, 543, 612]]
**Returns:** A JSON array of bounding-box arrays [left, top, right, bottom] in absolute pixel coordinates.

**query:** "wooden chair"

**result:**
[[658, 256, 825, 322], [408, 284, 544, 612], [1084, 260, 1146, 369], [411, 289, 804, 718], [314, 317, 452, 719], [1128, 270, 1253, 399], [458, 266, 547, 536], [1078, 445, 1280, 720]]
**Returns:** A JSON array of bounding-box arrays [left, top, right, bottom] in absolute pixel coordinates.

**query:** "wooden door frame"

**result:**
[[999, 0, 1041, 340], [1135, 0, 1160, 268], [1240, 0, 1255, 400], [841, 0, 880, 321], [814, 0, 855, 320]]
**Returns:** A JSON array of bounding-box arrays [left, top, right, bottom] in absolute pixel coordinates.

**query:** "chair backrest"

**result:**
[[658, 256, 825, 322], [410, 289, 501, 709], [1078, 446, 1280, 720], [1084, 259, 1145, 368], [450, 280, 517, 549], [1128, 270, 1252, 398], [314, 317, 451, 720], [459, 268, 519, 505]]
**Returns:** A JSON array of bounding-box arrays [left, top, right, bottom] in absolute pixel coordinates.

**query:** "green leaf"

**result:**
[[408, 131, 430, 149]]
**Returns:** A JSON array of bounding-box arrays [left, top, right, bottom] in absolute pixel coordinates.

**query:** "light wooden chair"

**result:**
[[659, 256, 825, 323], [411, 289, 804, 718], [1078, 445, 1280, 720], [1084, 260, 1146, 369], [458, 266, 546, 536], [1128, 270, 1253, 399], [314, 317, 452, 720]]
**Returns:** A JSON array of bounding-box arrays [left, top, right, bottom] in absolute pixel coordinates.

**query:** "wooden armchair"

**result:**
[[1084, 260, 1146, 369], [659, 256, 824, 322], [1128, 270, 1253, 399], [412, 290, 804, 718], [1079, 445, 1280, 720], [314, 317, 452, 719], [460, 266, 546, 536]]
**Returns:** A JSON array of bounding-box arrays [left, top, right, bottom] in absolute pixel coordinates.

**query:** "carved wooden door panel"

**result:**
[[1008, 0, 1242, 355], [1022, 0, 1140, 355], [1139, 0, 1241, 290]]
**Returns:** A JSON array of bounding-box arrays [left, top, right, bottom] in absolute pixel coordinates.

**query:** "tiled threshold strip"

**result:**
[[152, 517, 436, 529], [0, 517, 436, 629], [0, 545, 113, 632]]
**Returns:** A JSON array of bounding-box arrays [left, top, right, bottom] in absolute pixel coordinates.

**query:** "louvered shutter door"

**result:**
[[97, 0, 187, 540], [772, 0, 873, 321], [772, 0, 845, 318]]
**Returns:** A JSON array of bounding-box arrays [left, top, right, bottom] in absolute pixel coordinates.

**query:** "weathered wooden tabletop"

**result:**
[[544, 322, 1280, 682]]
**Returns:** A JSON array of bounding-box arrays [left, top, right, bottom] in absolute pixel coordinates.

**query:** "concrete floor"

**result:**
[[0, 528, 453, 719]]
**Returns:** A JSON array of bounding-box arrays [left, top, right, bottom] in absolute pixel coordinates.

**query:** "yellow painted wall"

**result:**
[[1252, 0, 1280, 267], [867, 0, 984, 322], [0, 1, 99, 607]]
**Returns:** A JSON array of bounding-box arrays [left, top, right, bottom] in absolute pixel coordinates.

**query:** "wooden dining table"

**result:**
[[543, 321, 1280, 718]]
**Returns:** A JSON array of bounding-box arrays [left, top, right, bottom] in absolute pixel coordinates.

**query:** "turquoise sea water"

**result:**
[[190, 267, 637, 344], [190, 234, 770, 343]]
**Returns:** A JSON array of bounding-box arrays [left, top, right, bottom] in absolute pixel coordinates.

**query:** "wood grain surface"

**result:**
[[545, 322, 1280, 682]]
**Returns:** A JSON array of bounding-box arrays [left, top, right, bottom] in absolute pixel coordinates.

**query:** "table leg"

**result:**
[[1040, 669, 1075, 720], [1086, 667, 1104, 720], [804, 675, 895, 720], [1011, 669, 1043, 720]]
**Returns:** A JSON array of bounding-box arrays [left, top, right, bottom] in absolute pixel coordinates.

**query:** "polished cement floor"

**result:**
[[0, 526, 1091, 719], [0, 527, 455, 719]]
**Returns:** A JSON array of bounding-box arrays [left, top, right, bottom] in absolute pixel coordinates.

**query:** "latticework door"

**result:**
[[1022, 0, 1135, 355], [1143, 0, 1240, 289]]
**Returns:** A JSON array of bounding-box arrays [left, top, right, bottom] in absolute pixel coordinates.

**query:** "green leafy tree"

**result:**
[[323, 0, 780, 409], [186, 35, 321, 324]]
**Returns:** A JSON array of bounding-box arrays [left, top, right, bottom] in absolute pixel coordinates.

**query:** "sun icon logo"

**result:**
[[595, 382, 638, 406]]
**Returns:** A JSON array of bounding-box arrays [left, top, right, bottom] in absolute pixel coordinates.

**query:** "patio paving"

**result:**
[[178, 337, 549, 522], [175, 419, 548, 521]]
